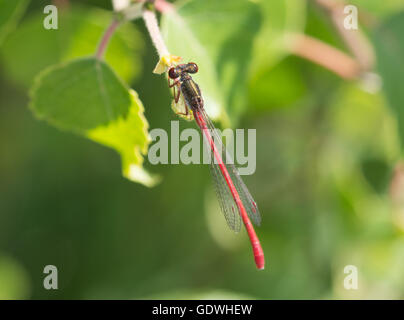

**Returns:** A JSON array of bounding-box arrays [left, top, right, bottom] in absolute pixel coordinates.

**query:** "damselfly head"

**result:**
[[185, 62, 198, 74], [168, 67, 179, 79], [168, 62, 199, 79]]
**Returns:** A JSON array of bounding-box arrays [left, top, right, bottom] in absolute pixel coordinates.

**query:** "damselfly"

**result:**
[[168, 62, 265, 270]]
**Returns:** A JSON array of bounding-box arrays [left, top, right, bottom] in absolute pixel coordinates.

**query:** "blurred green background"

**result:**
[[1, 0, 404, 299]]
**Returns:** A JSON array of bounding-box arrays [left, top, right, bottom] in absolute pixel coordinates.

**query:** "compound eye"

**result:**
[[187, 62, 198, 74], [168, 67, 179, 79]]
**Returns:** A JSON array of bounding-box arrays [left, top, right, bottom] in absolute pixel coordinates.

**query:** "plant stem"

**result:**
[[313, 0, 375, 71], [154, 0, 174, 13], [134, 0, 174, 13], [52, 0, 70, 8], [112, 0, 131, 11], [95, 19, 121, 60], [142, 9, 169, 58], [289, 34, 361, 80]]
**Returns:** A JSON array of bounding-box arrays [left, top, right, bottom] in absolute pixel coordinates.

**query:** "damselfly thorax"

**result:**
[[180, 74, 204, 111], [168, 63, 204, 115]]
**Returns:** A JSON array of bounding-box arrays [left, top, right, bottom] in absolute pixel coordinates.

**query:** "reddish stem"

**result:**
[[52, 0, 70, 9], [137, 0, 174, 13], [290, 34, 361, 80], [95, 19, 121, 60], [154, 0, 174, 13], [314, 0, 375, 71]]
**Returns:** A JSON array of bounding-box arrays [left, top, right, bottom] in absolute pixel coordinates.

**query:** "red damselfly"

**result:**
[[168, 62, 265, 270]]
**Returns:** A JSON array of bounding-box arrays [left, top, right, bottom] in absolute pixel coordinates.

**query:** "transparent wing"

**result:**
[[196, 108, 261, 231], [209, 144, 242, 232]]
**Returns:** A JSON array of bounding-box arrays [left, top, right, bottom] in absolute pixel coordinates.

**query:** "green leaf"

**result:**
[[251, 0, 307, 72], [0, 255, 30, 299], [30, 58, 157, 186], [0, 6, 62, 87], [248, 57, 306, 111], [62, 8, 144, 84], [330, 83, 399, 159], [0, 0, 29, 46], [30, 58, 130, 131], [88, 90, 159, 187], [360, 157, 391, 194], [162, 0, 306, 125], [373, 12, 404, 147], [0, 5, 143, 87]]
